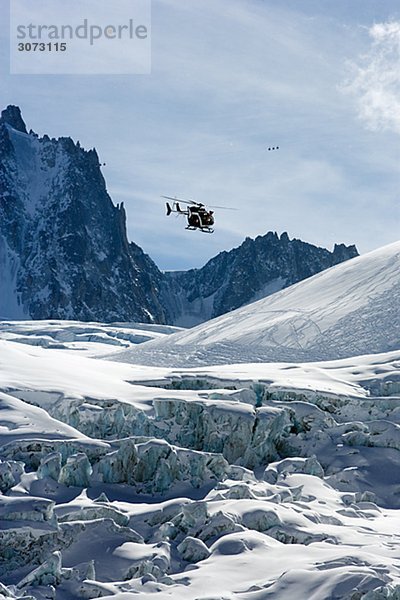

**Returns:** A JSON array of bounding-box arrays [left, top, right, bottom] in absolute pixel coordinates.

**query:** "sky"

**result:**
[[1, 0, 400, 270]]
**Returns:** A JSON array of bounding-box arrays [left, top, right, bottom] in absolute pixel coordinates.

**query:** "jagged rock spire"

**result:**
[[0, 105, 28, 134]]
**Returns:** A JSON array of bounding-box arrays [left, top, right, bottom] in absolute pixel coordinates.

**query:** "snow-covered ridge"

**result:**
[[123, 240, 400, 366], [163, 232, 358, 326]]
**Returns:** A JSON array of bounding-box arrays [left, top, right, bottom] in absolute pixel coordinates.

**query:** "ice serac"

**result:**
[[0, 323, 400, 598], [0, 105, 167, 323], [163, 231, 358, 326]]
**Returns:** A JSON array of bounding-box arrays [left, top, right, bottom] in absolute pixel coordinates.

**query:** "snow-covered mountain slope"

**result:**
[[122, 240, 400, 366], [1, 323, 400, 599], [165, 232, 358, 326]]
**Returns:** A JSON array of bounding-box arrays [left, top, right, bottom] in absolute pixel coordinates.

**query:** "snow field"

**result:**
[[118, 241, 400, 366]]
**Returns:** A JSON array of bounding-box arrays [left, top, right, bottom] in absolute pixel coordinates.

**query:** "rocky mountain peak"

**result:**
[[332, 242, 359, 264], [0, 105, 28, 134], [0, 106, 167, 323]]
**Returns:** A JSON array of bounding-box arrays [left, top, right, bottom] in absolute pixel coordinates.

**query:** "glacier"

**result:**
[[0, 310, 400, 599], [0, 241, 399, 599]]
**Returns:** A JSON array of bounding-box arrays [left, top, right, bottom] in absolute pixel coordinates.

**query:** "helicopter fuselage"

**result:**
[[165, 199, 215, 233]]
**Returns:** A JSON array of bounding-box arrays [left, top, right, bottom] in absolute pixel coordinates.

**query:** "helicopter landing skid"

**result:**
[[186, 226, 214, 234]]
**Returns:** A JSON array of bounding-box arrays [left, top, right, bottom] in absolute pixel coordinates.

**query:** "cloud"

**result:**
[[345, 21, 400, 134]]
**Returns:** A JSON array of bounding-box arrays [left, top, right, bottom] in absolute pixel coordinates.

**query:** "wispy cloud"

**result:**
[[345, 21, 400, 134]]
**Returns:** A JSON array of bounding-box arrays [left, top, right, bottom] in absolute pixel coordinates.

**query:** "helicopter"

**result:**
[[162, 195, 235, 233]]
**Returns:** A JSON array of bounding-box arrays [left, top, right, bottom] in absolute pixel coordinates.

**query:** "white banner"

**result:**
[[10, 0, 151, 74]]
